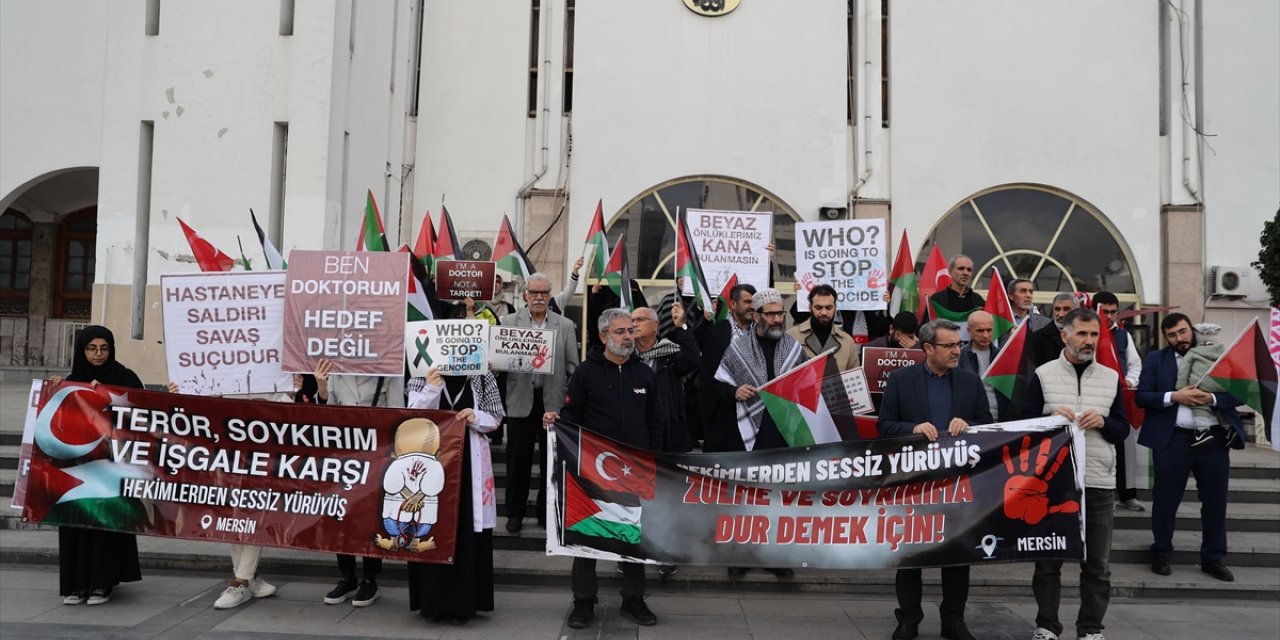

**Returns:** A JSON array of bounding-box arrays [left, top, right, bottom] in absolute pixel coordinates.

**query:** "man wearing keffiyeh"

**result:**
[[714, 288, 804, 452]]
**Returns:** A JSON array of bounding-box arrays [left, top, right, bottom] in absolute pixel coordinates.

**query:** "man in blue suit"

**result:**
[[878, 319, 992, 640], [1136, 313, 1246, 582]]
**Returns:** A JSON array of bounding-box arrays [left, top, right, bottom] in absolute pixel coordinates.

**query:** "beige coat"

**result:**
[[787, 320, 860, 372]]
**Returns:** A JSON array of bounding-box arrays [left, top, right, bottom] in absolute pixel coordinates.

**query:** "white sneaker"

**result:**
[[86, 588, 112, 605], [1030, 628, 1059, 640], [214, 584, 251, 609], [249, 577, 277, 599], [1080, 634, 1105, 640], [62, 592, 86, 605]]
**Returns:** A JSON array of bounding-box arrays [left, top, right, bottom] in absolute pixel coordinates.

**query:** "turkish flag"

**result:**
[[579, 430, 656, 500]]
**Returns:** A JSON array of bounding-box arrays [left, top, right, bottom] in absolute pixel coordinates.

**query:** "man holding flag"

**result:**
[[1137, 313, 1247, 582], [877, 319, 990, 640], [927, 255, 985, 324], [542, 308, 665, 630]]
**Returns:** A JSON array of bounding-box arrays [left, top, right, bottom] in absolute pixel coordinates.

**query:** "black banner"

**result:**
[[548, 418, 1084, 569]]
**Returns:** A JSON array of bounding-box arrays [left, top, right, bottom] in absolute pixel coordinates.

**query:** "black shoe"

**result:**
[[940, 620, 976, 640], [764, 567, 794, 578], [1201, 561, 1235, 582], [323, 577, 358, 604], [620, 598, 657, 626], [658, 564, 678, 578], [1151, 557, 1172, 576], [506, 518, 522, 533], [892, 620, 920, 640], [351, 579, 380, 607], [567, 600, 594, 629], [1224, 428, 1240, 449], [1191, 429, 1214, 448], [727, 567, 749, 578]]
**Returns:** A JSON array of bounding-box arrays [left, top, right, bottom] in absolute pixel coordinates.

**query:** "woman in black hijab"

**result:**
[[46, 325, 144, 605]]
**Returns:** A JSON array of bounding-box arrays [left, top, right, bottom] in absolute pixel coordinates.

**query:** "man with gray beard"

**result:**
[[714, 287, 804, 579]]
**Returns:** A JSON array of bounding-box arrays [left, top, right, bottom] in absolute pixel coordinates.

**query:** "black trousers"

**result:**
[[894, 566, 970, 625], [572, 558, 645, 603], [505, 393, 547, 523], [336, 555, 382, 579], [1115, 440, 1137, 502]]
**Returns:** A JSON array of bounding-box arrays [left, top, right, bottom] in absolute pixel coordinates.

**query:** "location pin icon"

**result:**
[[200, 514, 213, 530], [980, 534, 997, 557]]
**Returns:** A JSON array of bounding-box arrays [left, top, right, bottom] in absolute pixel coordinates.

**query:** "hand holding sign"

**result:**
[[1001, 434, 1079, 525]]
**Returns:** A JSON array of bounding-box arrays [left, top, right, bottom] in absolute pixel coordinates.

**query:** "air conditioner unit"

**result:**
[[1208, 265, 1267, 300], [460, 237, 493, 261]]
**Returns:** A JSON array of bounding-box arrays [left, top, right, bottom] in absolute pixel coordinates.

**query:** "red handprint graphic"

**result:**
[[1001, 434, 1079, 525], [866, 268, 886, 289]]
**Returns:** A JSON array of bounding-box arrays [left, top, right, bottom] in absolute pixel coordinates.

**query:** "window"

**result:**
[[527, 0, 541, 118], [921, 184, 1142, 305], [606, 176, 801, 291], [57, 209, 97, 319], [563, 0, 575, 114], [0, 210, 33, 315]]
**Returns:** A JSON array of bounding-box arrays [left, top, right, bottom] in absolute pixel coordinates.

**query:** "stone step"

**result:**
[[0, 527, 1274, 601]]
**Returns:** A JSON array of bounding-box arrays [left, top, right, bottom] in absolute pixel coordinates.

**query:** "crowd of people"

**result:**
[[45, 254, 1250, 640]]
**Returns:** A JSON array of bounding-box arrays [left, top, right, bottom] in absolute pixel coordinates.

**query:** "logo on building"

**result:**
[[683, 0, 741, 17]]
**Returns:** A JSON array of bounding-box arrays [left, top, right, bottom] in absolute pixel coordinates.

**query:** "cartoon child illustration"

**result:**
[[374, 418, 445, 552]]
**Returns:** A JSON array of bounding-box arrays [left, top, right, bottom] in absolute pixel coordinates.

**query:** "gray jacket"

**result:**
[[500, 307, 579, 418]]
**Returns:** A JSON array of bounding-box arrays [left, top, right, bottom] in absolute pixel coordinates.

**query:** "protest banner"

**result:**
[[404, 320, 490, 377], [162, 271, 293, 395], [281, 250, 408, 375], [794, 219, 888, 311], [22, 383, 465, 562], [436, 260, 496, 301], [862, 347, 926, 394], [547, 417, 1083, 568], [488, 325, 557, 375], [9, 380, 41, 510], [684, 209, 772, 295]]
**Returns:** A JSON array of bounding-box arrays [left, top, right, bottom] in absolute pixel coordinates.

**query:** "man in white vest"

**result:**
[[1022, 308, 1130, 640]]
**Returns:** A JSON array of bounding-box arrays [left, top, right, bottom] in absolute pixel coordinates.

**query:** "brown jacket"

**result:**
[[787, 320, 860, 371]]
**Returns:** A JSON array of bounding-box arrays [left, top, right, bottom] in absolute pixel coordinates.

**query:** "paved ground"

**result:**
[[1, 564, 1277, 640]]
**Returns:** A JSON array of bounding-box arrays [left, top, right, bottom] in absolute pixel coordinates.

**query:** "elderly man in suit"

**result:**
[[878, 319, 991, 640], [1136, 312, 1246, 582], [500, 272, 579, 533]]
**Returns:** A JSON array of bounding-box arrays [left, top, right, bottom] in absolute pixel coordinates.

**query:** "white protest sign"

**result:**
[[821, 367, 875, 416], [794, 219, 888, 311], [685, 209, 773, 295], [405, 320, 490, 377], [161, 271, 293, 395], [487, 325, 557, 375]]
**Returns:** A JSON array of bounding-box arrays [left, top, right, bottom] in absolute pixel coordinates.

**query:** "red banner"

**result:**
[[23, 383, 465, 563]]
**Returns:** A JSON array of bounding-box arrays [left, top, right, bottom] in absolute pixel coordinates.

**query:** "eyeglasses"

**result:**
[[84, 345, 110, 353], [525, 290, 551, 298], [930, 341, 962, 350]]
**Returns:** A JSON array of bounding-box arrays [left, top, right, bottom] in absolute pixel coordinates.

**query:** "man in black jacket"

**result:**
[[878, 319, 991, 640], [632, 305, 700, 453], [543, 308, 665, 630], [694, 283, 756, 452]]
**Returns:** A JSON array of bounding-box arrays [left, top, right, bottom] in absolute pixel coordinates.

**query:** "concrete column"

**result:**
[[27, 222, 56, 317], [1161, 204, 1205, 322]]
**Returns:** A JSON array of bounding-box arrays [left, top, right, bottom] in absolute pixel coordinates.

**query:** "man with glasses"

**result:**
[[500, 273, 579, 534], [714, 287, 804, 579], [543, 308, 665, 629], [878, 319, 991, 640]]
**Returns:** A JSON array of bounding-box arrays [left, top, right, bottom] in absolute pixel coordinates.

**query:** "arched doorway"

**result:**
[[604, 175, 802, 297], [920, 184, 1143, 306]]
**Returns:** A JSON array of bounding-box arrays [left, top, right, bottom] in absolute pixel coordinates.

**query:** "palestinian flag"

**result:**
[[928, 297, 978, 324], [176, 217, 235, 272], [250, 209, 287, 270], [983, 267, 1016, 342], [917, 244, 952, 318], [888, 231, 919, 317], [758, 351, 841, 447], [493, 214, 535, 280], [355, 190, 388, 252], [584, 199, 609, 281], [434, 206, 463, 263], [983, 319, 1035, 419], [602, 232, 632, 311], [413, 212, 436, 276], [714, 274, 738, 322], [398, 244, 435, 321], [564, 472, 641, 545], [675, 215, 715, 312], [1202, 318, 1277, 428], [1096, 318, 1143, 427]]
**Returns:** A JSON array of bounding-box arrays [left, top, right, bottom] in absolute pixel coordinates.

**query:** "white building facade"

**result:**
[[1, 0, 1276, 382]]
